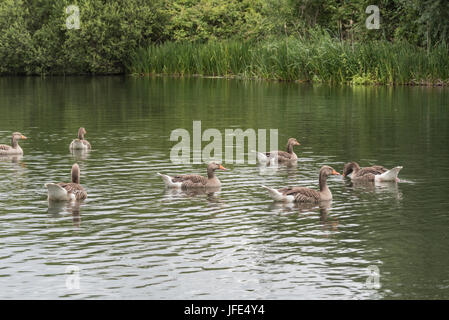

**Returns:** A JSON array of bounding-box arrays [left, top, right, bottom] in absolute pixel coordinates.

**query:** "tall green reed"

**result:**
[[127, 33, 449, 85]]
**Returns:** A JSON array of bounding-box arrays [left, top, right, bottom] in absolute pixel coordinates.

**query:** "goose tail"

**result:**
[[45, 183, 70, 201], [256, 152, 269, 164], [262, 185, 286, 202], [157, 173, 181, 188], [376, 166, 403, 182]]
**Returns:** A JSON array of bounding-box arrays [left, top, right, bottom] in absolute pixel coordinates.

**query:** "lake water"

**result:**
[[0, 76, 448, 299]]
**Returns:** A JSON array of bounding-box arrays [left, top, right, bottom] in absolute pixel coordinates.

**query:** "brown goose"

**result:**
[[45, 163, 87, 201], [158, 161, 227, 189], [262, 165, 340, 202], [69, 127, 91, 150], [257, 138, 300, 165], [0, 132, 27, 155], [342, 162, 402, 182]]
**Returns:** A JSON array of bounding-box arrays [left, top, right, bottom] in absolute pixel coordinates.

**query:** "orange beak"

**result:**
[[332, 170, 340, 175], [21, 135, 27, 139], [296, 141, 300, 145], [219, 165, 227, 170]]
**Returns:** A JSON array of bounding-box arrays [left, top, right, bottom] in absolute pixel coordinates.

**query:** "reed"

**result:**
[[127, 32, 449, 85]]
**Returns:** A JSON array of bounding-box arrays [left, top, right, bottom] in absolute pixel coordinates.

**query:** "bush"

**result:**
[[0, 0, 35, 74], [0, 0, 168, 75]]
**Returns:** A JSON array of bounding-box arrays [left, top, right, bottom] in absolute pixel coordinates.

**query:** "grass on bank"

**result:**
[[127, 32, 449, 86]]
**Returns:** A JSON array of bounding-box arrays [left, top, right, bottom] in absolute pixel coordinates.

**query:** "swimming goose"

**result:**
[[257, 138, 300, 165], [342, 162, 402, 182], [69, 127, 91, 150], [262, 165, 340, 203], [0, 132, 27, 155], [45, 163, 87, 201], [158, 161, 227, 189]]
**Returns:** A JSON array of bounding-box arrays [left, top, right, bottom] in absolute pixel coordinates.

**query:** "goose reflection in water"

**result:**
[[70, 148, 90, 161], [162, 186, 223, 203], [257, 160, 298, 176], [267, 198, 330, 214], [315, 200, 339, 233], [0, 154, 24, 165], [268, 200, 338, 232], [345, 179, 403, 200], [0, 153, 22, 161], [0, 155, 27, 179], [47, 200, 82, 227]]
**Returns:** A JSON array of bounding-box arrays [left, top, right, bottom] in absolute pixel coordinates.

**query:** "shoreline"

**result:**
[[1, 72, 448, 87], [129, 72, 449, 87]]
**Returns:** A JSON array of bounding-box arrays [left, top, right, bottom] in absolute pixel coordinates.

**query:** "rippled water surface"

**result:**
[[0, 77, 448, 299]]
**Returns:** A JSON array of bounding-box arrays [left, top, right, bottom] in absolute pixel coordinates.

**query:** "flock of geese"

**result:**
[[0, 128, 403, 204]]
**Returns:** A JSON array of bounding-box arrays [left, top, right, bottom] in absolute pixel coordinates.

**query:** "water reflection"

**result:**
[[345, 179, 403, 200], [0, 155, 27, 178], [1, 77, 449, 299], [257, 161, 297, 176], [161, 186, 222, 201], [315, 201, 339, 232], [0, 154, 24, 164], [258, 163, 280, 175], [70, 149, 90, 161], [47, 200, 82, 227], [267, 198, 332, 216]]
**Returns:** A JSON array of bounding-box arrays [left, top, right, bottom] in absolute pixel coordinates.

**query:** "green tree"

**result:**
[[0, 0, 34, 74]]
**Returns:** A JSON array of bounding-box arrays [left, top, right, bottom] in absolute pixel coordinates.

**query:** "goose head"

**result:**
[[286, 138, 300, 153], [78, 127, 87, 140], [207, 161, 227, 172], [11, 132, 27, 148], [71, 163, 81, 184], [320, 165, 340, 177], [318, 165, 339, 192], [12, 132, 27, 141], [319, 165, 340, 191], [206, 161, 227, 178], [287, 138, 300, 147], [342, 162, 360, 177]]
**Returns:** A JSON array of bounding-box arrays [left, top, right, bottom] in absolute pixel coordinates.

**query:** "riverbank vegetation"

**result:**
[[128, 33, 449, 85], [1, 0, 448, 85]]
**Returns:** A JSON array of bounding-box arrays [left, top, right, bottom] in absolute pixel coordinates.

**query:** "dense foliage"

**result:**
[[0, 0, 448, 82], [0, 0, 167, 74]]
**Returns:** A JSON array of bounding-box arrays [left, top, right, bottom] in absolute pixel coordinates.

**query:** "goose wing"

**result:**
[[276, 151, 296, 161], [265, 151, 295, 162], [366, 165, 388, 173], [0, 144, 12, 152], [172, 174, 208, 188], [354, 166, 388, 180], [82, 140, 91, 149], [57, 182, 87, 200], [278, 186, 320, 202]]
